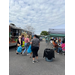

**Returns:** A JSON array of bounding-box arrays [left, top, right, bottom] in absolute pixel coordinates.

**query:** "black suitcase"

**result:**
[[43, 48, 55, 60]]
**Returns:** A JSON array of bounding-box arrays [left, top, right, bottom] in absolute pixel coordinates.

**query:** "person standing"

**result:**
[[53, 40, 58, 52], [46, 37, 48, 43], [61, 40, 65, 55], [22, 35, 30, 55], [57, 40, 65, 54], [16, 36, 22, 54], [21, 35, 25, 41], [30, 35, 40, 63]]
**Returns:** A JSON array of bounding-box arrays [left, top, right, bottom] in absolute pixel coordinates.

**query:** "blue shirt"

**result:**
[[61, 42, 62, 44]]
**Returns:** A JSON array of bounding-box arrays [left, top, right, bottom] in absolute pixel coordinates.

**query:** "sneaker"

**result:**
[[16, 53, 18, 54], [22, 52, 25, 55], [32, 61, 35, 63], [27, 54, 30, 55], [36, 60, 38, 62], [57, 53, 59, 54], [30, 56, 31, 58], [63, 53, 65, 55]]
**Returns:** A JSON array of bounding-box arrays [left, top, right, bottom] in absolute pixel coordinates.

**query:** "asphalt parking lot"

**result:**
[[9, 41, 65, 75]]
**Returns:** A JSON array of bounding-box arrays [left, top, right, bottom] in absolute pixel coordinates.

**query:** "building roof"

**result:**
[[9, 24, 32, 34], [9, 24, 21, 30], [48, 29, 65, 34]]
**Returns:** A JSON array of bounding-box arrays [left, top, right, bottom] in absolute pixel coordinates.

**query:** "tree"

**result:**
[[24, 25, 35, 33], [40, 31, 48, 35]]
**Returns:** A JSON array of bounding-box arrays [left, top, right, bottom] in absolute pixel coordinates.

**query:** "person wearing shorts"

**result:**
[[30, 35, 40, 63], [22, 35, 30, 55]]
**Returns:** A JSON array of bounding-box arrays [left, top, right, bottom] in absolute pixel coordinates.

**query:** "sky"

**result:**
[[9, 0, 65, 35]]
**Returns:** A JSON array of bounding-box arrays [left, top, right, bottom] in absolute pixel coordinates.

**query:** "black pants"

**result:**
[[31, 46, 39, 58]]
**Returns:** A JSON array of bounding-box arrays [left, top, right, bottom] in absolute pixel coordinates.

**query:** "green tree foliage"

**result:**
[[40, 31, 48, 35]]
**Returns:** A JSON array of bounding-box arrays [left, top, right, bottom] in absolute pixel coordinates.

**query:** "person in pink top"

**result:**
[[61, 43, 65, 51], [57, 40, 65, 54], [61, 40, 65, 55], [22, 35, 30, 55]]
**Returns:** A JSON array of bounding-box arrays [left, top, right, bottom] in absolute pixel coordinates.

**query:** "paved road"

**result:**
[[9, 41, 65, 75]]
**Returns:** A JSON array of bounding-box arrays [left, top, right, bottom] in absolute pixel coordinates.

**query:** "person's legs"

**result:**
[[58, 48, 60, 53], [53, 47, 57, 52], [27, 44, 29, 55], [16, 46, 19, 54], [29, 52, 32, 58], [33, 51, 35, 63], [35, 52, 38, 60], [62, 50, 65, 55], [29, 53, 31, 58], [35, 47, 39, 62], [16, 50, 19, 54], [23, 43, 27, 54], [32, 47, 36, 63], [36, 56, 38, 60], [55, 46, 58, 53], [58, 47, 62, 53], [33, 51, 35, 60], [33, 58, 35, 61]]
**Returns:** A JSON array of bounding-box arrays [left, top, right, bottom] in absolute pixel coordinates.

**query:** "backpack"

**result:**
[[43, 48, 55, 60]]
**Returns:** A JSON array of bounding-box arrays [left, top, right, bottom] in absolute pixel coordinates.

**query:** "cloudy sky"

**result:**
[[9, 0, 65, 35]]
